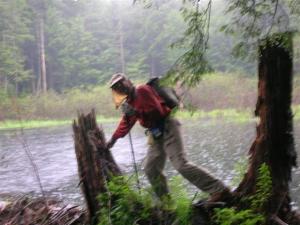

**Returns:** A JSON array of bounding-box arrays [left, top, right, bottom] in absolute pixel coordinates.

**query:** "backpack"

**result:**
[[146, 77, 180, 109]]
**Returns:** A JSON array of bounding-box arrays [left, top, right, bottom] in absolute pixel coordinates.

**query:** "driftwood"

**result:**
[[0, 196, 84, 225], [73, 109, 121, 225]]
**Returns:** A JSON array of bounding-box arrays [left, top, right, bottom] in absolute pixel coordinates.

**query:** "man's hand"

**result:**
[[106, 137, 117, 149]]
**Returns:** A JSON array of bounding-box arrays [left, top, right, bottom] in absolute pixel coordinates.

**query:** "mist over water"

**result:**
[[0, 119, 299, 209]]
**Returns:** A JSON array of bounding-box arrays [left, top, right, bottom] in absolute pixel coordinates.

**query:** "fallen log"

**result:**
[[73, 109, 121, 225]]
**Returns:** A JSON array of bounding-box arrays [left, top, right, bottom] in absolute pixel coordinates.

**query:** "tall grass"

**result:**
[[0, 73, 299, 123], [186, 73, 257, 110], [175, 108, 255, 123], [0, 86, 118, 120]]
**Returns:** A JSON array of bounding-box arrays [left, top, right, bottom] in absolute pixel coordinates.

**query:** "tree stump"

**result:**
[[73, 109, 121, 225], [235, 32, 299, 224]]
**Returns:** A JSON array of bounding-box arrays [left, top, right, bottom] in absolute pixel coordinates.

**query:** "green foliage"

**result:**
[[47, 11, 99, 88], [175, 108, 254, 124], [1, 74, 300, 121], [248, 163, 272, 210], [169, 176, 192, 225], [97, 176, 192, 225], [0, 0, 263, 94], [1, 0, 190, 93], [0, 0, 33, 87], [213, 163, 272, 225], [164, 1, 212, 87], [293, 105, 300, 120], [98, 176, 154, 225], [0, 85, 117, 120], [220, 0, 299, 61], [0, 117, 117, 130], [213, 208, 265, 225]]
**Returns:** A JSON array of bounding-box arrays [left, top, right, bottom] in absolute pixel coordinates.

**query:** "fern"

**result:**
[[214, 208, 265, 225], [169, 176, 193, 225], [249, 163, 272, 210], [97, 176, 193, 225], [213, 163, 272, 225]]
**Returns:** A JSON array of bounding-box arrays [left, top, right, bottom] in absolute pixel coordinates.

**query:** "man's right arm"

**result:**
[[107, 115, 137, 149]]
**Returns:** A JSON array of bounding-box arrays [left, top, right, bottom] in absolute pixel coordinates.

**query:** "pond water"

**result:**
[[0, 119, 299, 209]]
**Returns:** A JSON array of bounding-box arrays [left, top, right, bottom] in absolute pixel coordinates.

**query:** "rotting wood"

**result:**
[[73, 109, 121, 225], [234, 32, 300, 225], [0, 196, 84, 225]]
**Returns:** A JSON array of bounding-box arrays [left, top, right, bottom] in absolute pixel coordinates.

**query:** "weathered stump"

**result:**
[[73, 109, 121, 224], [235, 33, 300, 224]]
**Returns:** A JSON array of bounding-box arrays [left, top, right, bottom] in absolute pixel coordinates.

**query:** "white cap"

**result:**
[[109, 73, 126, 88]]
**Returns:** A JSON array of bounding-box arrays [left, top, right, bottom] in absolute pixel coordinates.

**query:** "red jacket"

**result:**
[[112, 84, 171, 140]]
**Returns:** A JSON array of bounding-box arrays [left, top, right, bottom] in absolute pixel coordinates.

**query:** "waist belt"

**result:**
[[146, 119, 165, 139]]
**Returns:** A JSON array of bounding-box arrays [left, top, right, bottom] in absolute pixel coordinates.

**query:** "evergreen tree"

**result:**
[[0, 0, 33, 94]]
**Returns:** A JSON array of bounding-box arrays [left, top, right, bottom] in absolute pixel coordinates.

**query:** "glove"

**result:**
[[106, 137, 117, 149]]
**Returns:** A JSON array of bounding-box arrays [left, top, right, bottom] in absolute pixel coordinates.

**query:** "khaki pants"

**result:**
[[144, 117, 227, 199]]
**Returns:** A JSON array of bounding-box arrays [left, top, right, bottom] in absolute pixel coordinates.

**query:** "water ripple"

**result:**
[[0, 120, 299, 207]]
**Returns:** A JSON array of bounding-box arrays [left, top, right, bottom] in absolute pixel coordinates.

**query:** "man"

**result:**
[[107, 73, 231, 201]]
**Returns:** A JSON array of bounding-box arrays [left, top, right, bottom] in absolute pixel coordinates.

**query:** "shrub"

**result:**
[[97, 176, 192, 225], [213, 163, 272, 225]]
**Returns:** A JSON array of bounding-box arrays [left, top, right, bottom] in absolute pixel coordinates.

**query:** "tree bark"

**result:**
[[30, 59, 36, 94], [73, 110, 121, 225], [235, 32, 299, 224], [151, 56, 156, 78], [117, 6, 126, 74], [15, 82, 19, 96], [35, 18, 41, 93], [38, 16, 47, 93], [4, 75, 8, 93]]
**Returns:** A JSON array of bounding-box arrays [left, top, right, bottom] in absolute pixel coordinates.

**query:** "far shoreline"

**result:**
[[1, 106, 299, 130]]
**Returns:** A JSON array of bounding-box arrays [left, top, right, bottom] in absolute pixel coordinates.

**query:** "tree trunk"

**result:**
[[38, 16, 47, 93], [117, 7, 126, 74], [35, 18, 41, 93], [235, 32, 299, 224], [15, 82, 19, 96], [4, 75, 8, 93], [151, 56, 156, 78], [73, 110, 121, 225], [30, 59, 36, 94]]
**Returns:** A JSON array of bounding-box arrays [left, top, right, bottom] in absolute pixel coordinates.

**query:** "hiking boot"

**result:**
[[195, 188, 234, 211]]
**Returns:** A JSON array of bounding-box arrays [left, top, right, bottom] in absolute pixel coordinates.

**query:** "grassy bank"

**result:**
[[176, 108, 255, 123], [1, 106, 299, 130], [0, 116, 118, 130], [0, 108, 255, 130], [0, 73, 299, 127], [0, 73, 256, 120], [0, 85, 118, 120]]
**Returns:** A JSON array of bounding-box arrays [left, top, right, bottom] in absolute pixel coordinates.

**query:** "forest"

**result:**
[[1, 0, 300, 121], [0, 0, 262, 96]]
